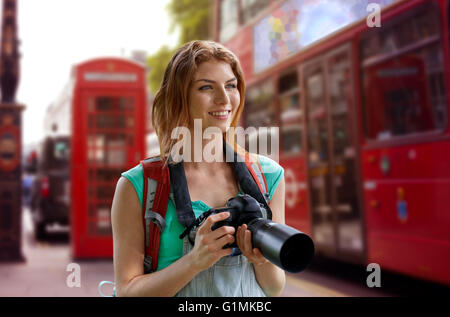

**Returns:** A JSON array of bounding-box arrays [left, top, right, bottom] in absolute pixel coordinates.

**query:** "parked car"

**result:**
[[30, 136, 70, 240]]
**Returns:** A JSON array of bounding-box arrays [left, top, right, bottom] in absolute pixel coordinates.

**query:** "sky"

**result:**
[[12, 0, 179, 146]]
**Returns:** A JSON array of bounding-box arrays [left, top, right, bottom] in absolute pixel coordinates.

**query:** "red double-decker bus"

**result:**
[[214, 0, 450, 285]]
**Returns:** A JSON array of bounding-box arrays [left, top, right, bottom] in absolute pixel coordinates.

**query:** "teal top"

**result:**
[[121, 155, 284, 271]]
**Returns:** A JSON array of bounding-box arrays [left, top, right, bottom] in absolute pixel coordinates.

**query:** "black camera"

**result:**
[[182, 194, 315, 273]]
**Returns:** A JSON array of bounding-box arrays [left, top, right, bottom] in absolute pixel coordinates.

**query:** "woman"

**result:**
[[111, 40, 286, 297]]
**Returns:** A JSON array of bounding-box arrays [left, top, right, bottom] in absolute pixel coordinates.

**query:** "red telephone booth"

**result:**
[[70, 58, 147, 259]]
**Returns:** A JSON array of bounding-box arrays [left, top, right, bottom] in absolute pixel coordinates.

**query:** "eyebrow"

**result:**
[[194, 77, 237, 84]]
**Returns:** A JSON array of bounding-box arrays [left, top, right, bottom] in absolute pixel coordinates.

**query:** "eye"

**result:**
[[226, 83, 237, 89], [199, 85, 212, 91]]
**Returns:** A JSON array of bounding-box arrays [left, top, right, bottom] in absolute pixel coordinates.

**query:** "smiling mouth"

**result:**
[[208, 110, 231, 118]]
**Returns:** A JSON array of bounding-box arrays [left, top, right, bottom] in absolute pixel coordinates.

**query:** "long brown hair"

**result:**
[[152, 40, 248, 166]]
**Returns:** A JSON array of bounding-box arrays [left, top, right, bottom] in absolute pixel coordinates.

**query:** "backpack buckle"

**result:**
[[143, 255, 153, 274], [145, 209, 167, 232]]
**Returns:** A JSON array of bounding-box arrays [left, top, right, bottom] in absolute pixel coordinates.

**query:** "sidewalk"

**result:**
[[0, 208, 115, 297]]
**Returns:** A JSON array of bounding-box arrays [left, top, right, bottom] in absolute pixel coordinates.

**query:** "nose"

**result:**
[[214, 87, 230, 105]]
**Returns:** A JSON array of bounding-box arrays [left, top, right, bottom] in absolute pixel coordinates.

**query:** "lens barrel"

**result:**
[[248, 219, 314, 273]]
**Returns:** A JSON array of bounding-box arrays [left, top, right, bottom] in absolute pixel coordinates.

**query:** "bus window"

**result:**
[[306, 69, 328, 162], [245, 78, 276, 128], [54, 141, 69, 161], [328, 51, 353, 158], [279, 71, 302, 156], [360, 4, 447, 140], [244, 78, 276, 154], [41, 137, 70, 170]]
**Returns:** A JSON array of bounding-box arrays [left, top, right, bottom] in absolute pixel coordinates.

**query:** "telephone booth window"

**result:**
[[86, 96, 135, 237]]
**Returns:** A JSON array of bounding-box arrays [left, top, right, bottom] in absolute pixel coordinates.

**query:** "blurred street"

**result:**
[[0, 207, 115, 297], [284, 258, 450, 297]]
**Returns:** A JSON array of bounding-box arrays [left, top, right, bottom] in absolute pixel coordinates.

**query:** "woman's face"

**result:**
[[188, 59, 240, 133]]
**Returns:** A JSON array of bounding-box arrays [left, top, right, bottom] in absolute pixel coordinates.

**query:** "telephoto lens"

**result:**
[[208, 194, 315, 273], [247, 218, 314, 273]]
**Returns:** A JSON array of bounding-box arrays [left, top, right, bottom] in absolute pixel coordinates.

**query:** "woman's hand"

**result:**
[[188, 212, 236, 272], [236, 224, 268, 266]]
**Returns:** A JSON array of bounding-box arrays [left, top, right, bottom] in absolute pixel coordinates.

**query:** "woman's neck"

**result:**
[[183, 132, 225, 171]]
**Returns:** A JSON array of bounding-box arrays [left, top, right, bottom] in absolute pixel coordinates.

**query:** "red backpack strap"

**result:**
[[140, 156, 171, 273], [243, 153, 270, 205]]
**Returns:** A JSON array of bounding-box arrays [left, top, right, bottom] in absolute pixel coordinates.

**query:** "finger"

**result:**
[[252, 248, 265, 260], [237, 225, 247, 252], [236, 226, 243, 249], [213, 234, 235, 251], [252, 248, 268, 265], [244, 225, 253, 254], [253, 248, 263, 257], [210, 225, 235, 240], [218, 246, 233, 259], [236, 225, 250, 255], [239, 226, 247, 250], [198, 212, 230, 233], [240, 224, 251, 255]]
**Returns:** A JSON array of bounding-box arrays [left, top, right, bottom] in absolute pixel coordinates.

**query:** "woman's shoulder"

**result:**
[[122, 163, 143, 179], [121, 163, 144, 207], [255, 154, 284, 202], [256, 154, 284, 176], [121, 163, 144, 190]]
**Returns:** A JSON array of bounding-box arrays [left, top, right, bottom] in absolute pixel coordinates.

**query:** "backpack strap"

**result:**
[[242, 153, 270, 220], [140, 156, 171, 273], [243, 153, 270, 205], [223, 140, 273, 220]]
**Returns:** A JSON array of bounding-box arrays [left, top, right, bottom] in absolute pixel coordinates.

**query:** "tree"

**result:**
[[146, 45, 175, 95], [167, 0, 212, 45], [147, 0, 212, 94]]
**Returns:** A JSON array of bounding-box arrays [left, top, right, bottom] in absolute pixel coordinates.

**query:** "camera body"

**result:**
[[209, 194, 267, 248]]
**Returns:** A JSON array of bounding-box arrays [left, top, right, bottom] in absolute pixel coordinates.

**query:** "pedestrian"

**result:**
[[111, 40, 286, 297]]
